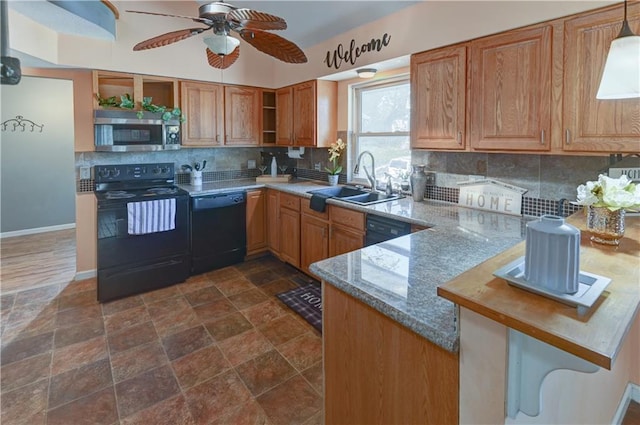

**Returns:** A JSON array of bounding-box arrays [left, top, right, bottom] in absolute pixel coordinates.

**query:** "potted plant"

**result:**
[[574, 174, 640, 245], [95, 94, 185, 122], [325, 138, 346, 186]]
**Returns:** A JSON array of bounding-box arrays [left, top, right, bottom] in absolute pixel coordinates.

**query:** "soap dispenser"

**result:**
[[271, 156, 277, 177]]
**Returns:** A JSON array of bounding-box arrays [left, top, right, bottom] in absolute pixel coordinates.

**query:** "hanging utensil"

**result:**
[[201, 160, 206, 170]]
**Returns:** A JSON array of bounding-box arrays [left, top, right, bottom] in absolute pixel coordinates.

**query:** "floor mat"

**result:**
[[276, 284, 322, 333]]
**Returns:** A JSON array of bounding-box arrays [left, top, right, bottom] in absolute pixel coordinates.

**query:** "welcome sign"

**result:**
[[324, 33, 391, 70], [458, 179, 527, 216]]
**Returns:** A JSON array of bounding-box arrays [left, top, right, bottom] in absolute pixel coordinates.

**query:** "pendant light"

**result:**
[[596, 0, 640, 99]]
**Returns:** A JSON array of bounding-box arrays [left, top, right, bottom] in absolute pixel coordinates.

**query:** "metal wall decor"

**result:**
[[324, 32, 391, 70], [1, 115, 44, 132]]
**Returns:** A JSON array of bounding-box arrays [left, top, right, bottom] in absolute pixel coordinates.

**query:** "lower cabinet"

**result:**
[[279, 193, 301, 268], [266, 189, 280, 255], [323, 284, 459, 424], [301, 203, 330, 275], [246, 189, 267, 256], [329, 205, 364, 257]]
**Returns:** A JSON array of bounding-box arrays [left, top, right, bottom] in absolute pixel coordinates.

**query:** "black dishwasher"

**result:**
[[365, 214, 412, 246], [190, 191, 247, 275]]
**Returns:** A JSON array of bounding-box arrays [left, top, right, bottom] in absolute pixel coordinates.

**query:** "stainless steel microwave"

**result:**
[[94, 110, 181, 152]]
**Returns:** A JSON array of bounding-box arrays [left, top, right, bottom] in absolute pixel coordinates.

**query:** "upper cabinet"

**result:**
[[180, 81, 225, 147], [224, 86, 261, 146], [180, 81, 261, 147], [563, 3, 640, 153], [276, 80, 337, 147], [93, 70, 178, 110], [469, 26, 552, 151], [411, 45, 467, 150]]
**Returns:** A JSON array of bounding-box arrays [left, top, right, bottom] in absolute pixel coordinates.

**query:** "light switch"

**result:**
[[80, 167, 90, 179]]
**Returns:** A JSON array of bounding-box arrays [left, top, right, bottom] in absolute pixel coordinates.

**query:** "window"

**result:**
[[351, 77, 411, 189]]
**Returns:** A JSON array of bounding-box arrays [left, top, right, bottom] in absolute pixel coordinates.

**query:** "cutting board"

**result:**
[[256, 175, 292, 183]]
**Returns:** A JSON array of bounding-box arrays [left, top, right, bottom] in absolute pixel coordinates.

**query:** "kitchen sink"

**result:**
[[338, 192, 404, 205], [308, 186, 368, 198], [308, 186, 403, 205]]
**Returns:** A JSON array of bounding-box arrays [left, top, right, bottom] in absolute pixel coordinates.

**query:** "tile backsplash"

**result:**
[[76, 146, 627, 218]]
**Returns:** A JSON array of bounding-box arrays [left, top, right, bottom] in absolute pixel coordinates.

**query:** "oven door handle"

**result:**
[[105, 259, 184, 278]]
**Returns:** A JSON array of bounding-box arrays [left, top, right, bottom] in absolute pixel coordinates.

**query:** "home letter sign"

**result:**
[[458, 179, 527, 216]]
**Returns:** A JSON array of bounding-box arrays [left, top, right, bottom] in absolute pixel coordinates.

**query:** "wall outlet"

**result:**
[[247, 159, 256, 169], [80, 167, 90, 179], [314, 162, 322, 171]]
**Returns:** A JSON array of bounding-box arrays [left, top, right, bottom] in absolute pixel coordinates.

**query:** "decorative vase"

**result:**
[[524, 214, 581, 294], [410, 165, 427, 201], [587, 205, 625, 245], [327, 174, 339, 186]]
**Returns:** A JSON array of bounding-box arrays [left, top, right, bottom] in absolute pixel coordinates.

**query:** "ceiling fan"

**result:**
[[127, 1, 308, 69]]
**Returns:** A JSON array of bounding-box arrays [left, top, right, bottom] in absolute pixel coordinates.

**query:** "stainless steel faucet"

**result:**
[[354, 151, 377, 193]]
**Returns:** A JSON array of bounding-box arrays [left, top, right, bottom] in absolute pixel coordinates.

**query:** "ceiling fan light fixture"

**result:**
[[356, 68, 377, 79], [596, 0, 640, 99], [203, 33, 240, 55]]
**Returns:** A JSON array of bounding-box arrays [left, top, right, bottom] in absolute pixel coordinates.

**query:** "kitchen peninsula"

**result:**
[[310, 206, 639, 424]]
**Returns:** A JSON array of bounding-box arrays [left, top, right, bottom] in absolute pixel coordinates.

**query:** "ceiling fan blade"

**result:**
[[127, 10, 213, 26], [227, 8, 287, 31], [206, 47, 240, 69], [133, 28, 207, 51], [239, 30, 307, 64]]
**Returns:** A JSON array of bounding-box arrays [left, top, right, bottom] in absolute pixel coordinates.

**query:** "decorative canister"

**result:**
[[587, 205, 625, 245], [524, 214, 580, 294], [410, 165, 427, 202]]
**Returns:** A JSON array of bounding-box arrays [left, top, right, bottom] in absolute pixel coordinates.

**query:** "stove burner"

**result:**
[[105, 191, 136, 200], [147, 187, 178, 195]]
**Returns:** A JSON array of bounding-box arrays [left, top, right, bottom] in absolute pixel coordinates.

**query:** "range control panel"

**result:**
[[93, 163, 175, 183]]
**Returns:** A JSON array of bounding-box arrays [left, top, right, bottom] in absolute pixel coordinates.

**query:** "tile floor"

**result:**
[[0, 255, 324, 424]]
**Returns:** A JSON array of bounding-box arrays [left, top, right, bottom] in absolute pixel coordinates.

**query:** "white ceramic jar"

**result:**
[[524, 214, 580, 294]]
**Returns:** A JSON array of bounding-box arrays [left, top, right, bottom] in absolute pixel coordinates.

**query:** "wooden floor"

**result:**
[[623, 400, 640, 425], [0, 228, 76, 293]]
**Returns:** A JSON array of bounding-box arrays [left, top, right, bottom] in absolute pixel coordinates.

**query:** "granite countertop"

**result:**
[[180, 178, 533, 351]]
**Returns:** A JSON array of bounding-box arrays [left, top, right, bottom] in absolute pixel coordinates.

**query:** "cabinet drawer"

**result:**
[[330, 206, 365, 231], [301, 200, 329, 220], [280, 193, 301, 211]]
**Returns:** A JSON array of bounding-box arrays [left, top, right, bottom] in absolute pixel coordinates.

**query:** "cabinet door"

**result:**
[[246, 190, 267, 255], [266, 190, 280, 255], [301, 215, 329, 275], [293, 81, 316, 146], [329, 225, 364, 257], [564, 4, 640, 152], [469, 26, 552, 151], [224, 86, 260, 146], [276, 87, 293, 145], [180, 81, 224, 146], [279, 206, 300, 268], [411, 45, 467, 150]]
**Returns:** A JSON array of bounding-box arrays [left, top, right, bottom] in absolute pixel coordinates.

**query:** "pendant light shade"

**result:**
[[203, 34, 240, 55], [596, 1, 640, 99]]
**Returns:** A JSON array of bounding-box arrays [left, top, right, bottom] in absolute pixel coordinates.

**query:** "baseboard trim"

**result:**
[[1, 223, 75, 239], [75, 269, 96, 281], [612, 382, 640, 424]]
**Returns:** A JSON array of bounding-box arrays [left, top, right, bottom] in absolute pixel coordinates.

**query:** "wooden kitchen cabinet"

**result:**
[[224, 85, 261, 146], [279, 193, 301, 268], [469, 25, 552, 151], [276, 80, 337, 147], [323, 283, 459, 424], [180, 81, 224, 146], [329, 205, 365, 257], [563, 2, 640, 152], [301, 214, 329, 275], [411, 45, 467, 150], [246, 190, 267, 256], [93, 70, 178, 111], [266, 189, 280, 255]]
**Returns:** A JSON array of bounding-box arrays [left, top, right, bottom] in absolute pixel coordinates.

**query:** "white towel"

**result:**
[[127, 198, 176, 235]]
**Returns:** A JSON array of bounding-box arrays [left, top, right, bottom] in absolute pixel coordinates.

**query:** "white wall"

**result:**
[[0, 77, 76, 234], [9, 1, 613, 88]]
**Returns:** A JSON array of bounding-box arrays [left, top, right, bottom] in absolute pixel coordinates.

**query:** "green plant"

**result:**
[[95, 93, 185, 122]]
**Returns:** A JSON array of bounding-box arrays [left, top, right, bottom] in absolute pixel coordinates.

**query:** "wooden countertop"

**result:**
[[438, 212, 639, 370]]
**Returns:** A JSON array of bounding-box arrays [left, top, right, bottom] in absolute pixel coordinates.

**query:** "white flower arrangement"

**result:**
[[325, 138, 346, 175], [575, 174, 640, 211]]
